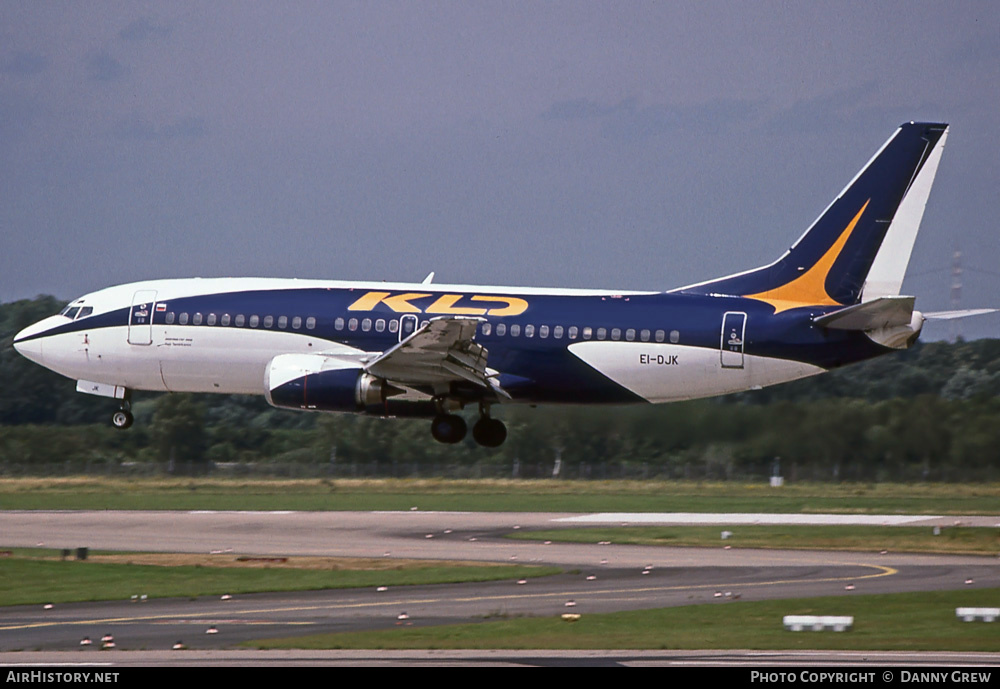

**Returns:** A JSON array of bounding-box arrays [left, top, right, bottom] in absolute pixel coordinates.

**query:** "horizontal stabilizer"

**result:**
[[813, 296, 915, 331], [923, 308, 998, 320]]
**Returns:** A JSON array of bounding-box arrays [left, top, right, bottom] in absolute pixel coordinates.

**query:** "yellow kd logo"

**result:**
[[347, 291, 528, 317]]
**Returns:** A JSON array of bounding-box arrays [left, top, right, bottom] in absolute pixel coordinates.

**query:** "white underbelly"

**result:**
[[568, 341, 824, 402]]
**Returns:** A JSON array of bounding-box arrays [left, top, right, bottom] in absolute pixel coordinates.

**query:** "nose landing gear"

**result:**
[[111, 393, 133, 430]]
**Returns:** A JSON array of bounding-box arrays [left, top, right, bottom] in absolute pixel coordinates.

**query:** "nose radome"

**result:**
[[13, 327, 43, 364], [12, 315, 67, 365]]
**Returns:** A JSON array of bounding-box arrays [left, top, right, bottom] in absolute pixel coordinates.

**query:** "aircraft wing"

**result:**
[[364, 316, 509, 399]]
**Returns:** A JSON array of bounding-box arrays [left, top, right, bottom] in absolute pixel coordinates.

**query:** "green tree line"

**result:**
[[2, 296, 999, 480]]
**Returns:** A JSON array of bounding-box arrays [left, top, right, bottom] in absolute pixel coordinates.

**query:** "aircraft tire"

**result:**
[[431, 414, 466, 444], [472, 417, 507, 447], [112, 410, 134, 430]]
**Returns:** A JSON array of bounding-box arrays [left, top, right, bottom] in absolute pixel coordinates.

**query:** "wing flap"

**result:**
[[365, 316, 507, 399]]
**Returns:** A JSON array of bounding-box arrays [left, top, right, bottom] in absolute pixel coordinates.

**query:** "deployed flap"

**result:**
[[813, 295, 915, 331], [365, 316, 508, 398]]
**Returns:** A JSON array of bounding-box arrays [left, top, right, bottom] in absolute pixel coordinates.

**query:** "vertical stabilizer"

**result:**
[[674, 122, 949, 313], [861, 126, 948, 301]]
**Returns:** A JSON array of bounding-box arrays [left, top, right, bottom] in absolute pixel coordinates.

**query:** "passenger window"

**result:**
[[553, 325, 563, 339], [306, 317, 316, 330], [165, 312, 176, 324], [496, 323, 507, 336], [348, 318, 358, 331], [597, 327, 607, 340], [582, 326, 592, 340], [481, 323, 492, 336], [335, 317, 344, 330], [221, 314, 231, 326], [670, 330, 680, 343], [235, 314, 245, 327], [179, 313, 189, 325], [193, 313, 204, 325], [249, 315, 259, 328], [640, 329, 650, 342], [375, 319, 385, 332], [539, 325, 549, 338], [510, 324, 521, 337], [361, 318, 371, 332], [655, 329, 665, 342], [625, 328, 635, 341], [569, 326, 578, 339], [525, 324, 534, 338], [611, 328, 621, 340], [207, 313, 217, 326], [292, 316, 302, 329], [278, 316, 287, 329], [388, 319, 399, 333], [264, 315, 274, 328]]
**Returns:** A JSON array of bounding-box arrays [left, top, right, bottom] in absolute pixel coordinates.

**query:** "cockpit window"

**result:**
[[59, 304, 92, 320]]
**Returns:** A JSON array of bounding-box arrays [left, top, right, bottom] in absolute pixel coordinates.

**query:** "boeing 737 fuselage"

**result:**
[[13, 122, 966, 446]]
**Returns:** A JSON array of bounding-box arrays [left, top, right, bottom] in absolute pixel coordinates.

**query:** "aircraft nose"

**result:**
[[13, 328, 43, 364], [12, 318, 59, 366]]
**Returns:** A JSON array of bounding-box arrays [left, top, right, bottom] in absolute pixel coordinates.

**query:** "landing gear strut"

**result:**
[[111, 392, 133, 430]]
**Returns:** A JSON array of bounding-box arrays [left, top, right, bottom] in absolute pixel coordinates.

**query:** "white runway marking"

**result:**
[[557, 513, 941, 525]]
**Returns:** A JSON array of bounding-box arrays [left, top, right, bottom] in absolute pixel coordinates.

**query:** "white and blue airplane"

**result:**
[[13, 122, 989, 447]]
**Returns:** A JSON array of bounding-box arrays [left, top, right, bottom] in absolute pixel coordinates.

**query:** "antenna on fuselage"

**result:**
[[422, 272, 435, 285]]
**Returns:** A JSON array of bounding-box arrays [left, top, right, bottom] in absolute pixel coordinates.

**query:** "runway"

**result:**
[[1, 510, 998, 659]]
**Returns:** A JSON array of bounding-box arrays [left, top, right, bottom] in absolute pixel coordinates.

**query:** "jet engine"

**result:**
[[264, 353, 436, 417]]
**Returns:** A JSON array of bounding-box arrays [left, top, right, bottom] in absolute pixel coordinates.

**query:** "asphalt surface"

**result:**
[[1, 510, 998, 665]]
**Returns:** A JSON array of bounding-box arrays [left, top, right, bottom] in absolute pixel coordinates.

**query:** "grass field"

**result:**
[[3, 477, 1000, 513], [510, 525, 1000, 555], [246, 588, 1000, 651], [0, 548, 558, 607]]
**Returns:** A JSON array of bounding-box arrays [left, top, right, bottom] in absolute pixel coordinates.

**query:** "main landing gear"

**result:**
[[111, 392, 133, 430], [430, 405, 507, 447]]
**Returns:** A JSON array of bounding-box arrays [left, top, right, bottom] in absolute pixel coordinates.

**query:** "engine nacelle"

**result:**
[[264, 353, 436, 417]]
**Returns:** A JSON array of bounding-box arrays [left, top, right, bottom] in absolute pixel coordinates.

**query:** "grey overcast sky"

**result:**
[[2, 1, 998, 338]]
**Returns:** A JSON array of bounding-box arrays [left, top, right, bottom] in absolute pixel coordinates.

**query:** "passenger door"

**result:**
[[128, 290, 157, 345]]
